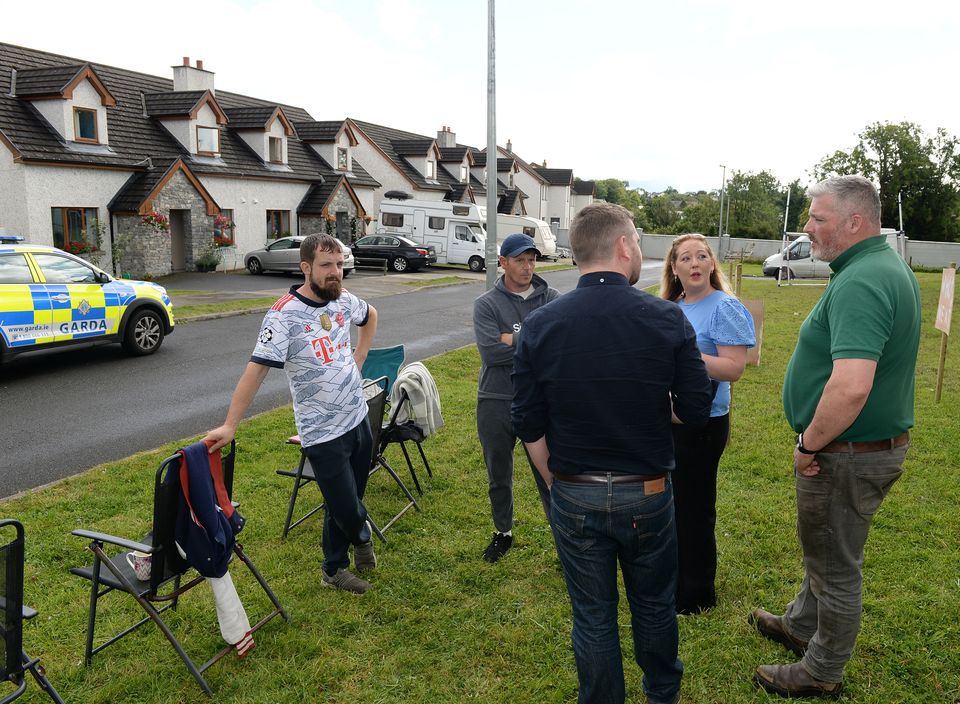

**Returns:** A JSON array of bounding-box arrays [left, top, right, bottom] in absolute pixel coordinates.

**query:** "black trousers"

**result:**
[[671, 414, 730, 614]]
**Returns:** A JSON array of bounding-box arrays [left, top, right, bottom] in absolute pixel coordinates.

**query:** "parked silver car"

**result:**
[[245, 236, 355, 277]]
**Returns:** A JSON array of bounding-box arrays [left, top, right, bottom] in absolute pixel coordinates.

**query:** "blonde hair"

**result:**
[[659, 233, 732, 301]]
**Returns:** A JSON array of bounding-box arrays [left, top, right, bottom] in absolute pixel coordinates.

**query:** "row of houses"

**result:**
[[0, 42, 595, 277]]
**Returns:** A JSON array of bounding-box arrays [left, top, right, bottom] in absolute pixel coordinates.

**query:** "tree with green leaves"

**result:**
[[814, 121, 960, 241]]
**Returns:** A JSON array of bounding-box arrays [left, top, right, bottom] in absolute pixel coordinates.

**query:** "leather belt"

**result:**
[[553, 472, 667, 495], [818, 431, 910, 454]]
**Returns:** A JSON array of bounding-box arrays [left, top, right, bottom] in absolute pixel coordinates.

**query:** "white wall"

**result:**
[[0, 146, 28, 237], [545, 184, 571, 229], [202, 175, 311, 255], [26, 81, 105, 145], [21, 164, 130, 249]]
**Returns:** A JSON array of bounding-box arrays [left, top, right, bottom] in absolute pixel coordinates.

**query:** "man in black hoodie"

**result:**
[[473, 233, 560, 563]]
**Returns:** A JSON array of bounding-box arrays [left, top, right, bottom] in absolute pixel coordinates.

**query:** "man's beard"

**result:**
[[310, 277, 342, 300]]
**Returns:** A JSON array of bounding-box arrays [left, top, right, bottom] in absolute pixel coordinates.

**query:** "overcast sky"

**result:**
[[4, 0, 958, 193]]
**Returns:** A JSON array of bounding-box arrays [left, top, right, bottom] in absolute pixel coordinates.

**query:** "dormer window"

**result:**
[[269, 137, 283, 163], [460, 164, 468, 182], [197, 126, 220, 154], [426, 160, 435, 179], [73, 108, 98, 143], [338, 147, 348, 170]]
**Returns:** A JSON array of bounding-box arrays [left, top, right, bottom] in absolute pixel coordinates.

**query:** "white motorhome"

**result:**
[[494, 214, 558, 259], [377, 194, 487, 271]]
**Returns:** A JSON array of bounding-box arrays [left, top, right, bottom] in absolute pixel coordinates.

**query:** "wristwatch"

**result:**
[[796, 432, 818, 455]]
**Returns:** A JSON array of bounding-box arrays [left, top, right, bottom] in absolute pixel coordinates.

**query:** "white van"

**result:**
[[495, 214, 558, 259], [763, 229, 907, 279], [377, 195, 487, 271]]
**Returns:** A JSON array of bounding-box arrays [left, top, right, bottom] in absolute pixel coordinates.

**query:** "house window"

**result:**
[[337, 147, 348, 170], [425, 160, 435, 179], [269, 137, 283, 163], [428, 216, 445, 230], [51, 207, 99, 250], [197, 126, 220, 154], [509, 173, 515, 187], [215, 208, 234, 238], [266, 210, 291, 238], [73, 108, 98, 143], [460, 164, 468, 182], [382, 213, 403, 227]]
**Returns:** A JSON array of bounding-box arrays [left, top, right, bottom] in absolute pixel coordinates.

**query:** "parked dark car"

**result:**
[[351, 235, 436, 272]]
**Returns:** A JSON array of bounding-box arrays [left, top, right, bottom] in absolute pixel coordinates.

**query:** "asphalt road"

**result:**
[[0, 264, 664, 498]]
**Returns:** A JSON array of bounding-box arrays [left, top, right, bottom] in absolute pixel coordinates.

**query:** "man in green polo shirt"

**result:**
[[750, 176, 920, 699]]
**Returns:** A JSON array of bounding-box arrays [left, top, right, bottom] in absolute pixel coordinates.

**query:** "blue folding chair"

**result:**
[[361, 345, 405, 393]]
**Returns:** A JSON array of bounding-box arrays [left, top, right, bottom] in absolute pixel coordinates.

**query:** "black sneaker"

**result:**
[[482, 532, 513, 563]]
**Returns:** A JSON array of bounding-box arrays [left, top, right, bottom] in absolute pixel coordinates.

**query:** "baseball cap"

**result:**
[[499, 233, 541, 258]]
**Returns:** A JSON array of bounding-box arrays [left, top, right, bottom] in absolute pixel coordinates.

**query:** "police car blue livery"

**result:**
[[0, 238, 175, 362]]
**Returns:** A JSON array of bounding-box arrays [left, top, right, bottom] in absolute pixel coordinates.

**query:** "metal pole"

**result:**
[[484, 0, 498, 290], [725, 194, 731, 235], [717, 164, 726, 239]]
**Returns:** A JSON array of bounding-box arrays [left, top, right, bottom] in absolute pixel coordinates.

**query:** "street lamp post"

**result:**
[[717, 164, 726, 239]]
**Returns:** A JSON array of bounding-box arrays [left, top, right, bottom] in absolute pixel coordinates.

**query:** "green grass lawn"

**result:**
[[4, 274, 959, 703]]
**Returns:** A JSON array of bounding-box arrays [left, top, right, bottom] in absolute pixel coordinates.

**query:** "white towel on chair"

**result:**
[[389, 362, 444, 436], [176, 540, 251, 645]]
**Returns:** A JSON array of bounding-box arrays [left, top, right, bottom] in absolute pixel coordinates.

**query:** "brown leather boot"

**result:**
[[749, 608, 809, 657], [754, 662, 842, 698]]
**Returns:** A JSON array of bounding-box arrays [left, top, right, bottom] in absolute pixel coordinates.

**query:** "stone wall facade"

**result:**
[[114, 171, 217, 278]]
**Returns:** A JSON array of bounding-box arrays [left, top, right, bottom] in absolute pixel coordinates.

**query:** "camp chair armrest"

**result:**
[[71, 529, 153, 554]]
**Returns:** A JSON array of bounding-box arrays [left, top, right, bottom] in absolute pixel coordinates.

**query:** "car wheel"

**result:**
[[468, 256, 485, 272], [247, 258, 263, 275], [776, 267, 795, 281], [391, 256, 409, 272], [342, 268, 352, 279], [122, 309, 165, 356]]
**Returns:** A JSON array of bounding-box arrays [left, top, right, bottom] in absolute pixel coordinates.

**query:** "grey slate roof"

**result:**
[[107, 158, 181, 212], [498, 188, 524, 214], [14, 63, 89, 97], [224, 105, 284, 130], [0, 42, 342, 186], [391, 138, 434, 156], [143, 91, 210, 117], [298, 179, 339, 214], [309, 151, 381, 189], [533, 166, 574, 186], [294, 121, 341, 142], [497, 146, 548, 184], [349, 118, 447, 192], [573, 180, 595, 196], [444, 183, 473, 203], [439, 146, 469, 163]]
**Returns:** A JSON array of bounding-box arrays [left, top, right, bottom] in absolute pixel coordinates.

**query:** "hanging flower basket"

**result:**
[[213, 213, 234, 230], [213, 234, 235, 248], [141, 210, 170, 233]]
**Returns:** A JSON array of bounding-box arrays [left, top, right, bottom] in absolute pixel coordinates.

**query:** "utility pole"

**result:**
[[485, 0, 498, 290], [717, 164, 726, 238]]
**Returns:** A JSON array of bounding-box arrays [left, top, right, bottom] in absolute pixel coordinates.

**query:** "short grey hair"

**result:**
[[569, 202, 636, 266], [807, 175, 881, 226]]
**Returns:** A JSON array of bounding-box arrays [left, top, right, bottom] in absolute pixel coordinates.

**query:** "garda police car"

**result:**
[[0, 237, 174, 362]]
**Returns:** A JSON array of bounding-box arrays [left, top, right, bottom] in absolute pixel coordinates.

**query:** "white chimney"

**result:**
[[436, 125, 457, 149], [172, 57, 215, 93], [506, 138, 512, 153]]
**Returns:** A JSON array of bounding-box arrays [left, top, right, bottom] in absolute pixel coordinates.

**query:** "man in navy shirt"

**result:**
[[512, 202, 711, 704]]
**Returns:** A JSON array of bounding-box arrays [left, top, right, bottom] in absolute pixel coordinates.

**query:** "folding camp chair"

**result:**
[[379, 386, 434, 496], [277, 377, 420, 542], [0, 520, 63, 704], [70, 442, 288, 696], [360, 344, 405, 393]]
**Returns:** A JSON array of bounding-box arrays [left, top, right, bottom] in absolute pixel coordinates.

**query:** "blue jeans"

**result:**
[[303, 418, 373, 576], [783, 444, 907, 682], [550, 476, 683, 704]]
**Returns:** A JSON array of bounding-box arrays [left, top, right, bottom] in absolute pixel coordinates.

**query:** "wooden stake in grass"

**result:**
[[735, 263, 742, 297], [934, 263, 956, 402]]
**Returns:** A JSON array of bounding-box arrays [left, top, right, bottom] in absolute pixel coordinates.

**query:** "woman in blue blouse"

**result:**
[[661, 234, 756, 614]]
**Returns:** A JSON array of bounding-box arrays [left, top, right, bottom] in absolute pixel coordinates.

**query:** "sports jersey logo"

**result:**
[[335, 312, 345, 327], [310, 335, 351, 364], [320, 313, 332, 331], [259, 327, 273, 343], [304, 324, 313, 332]]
